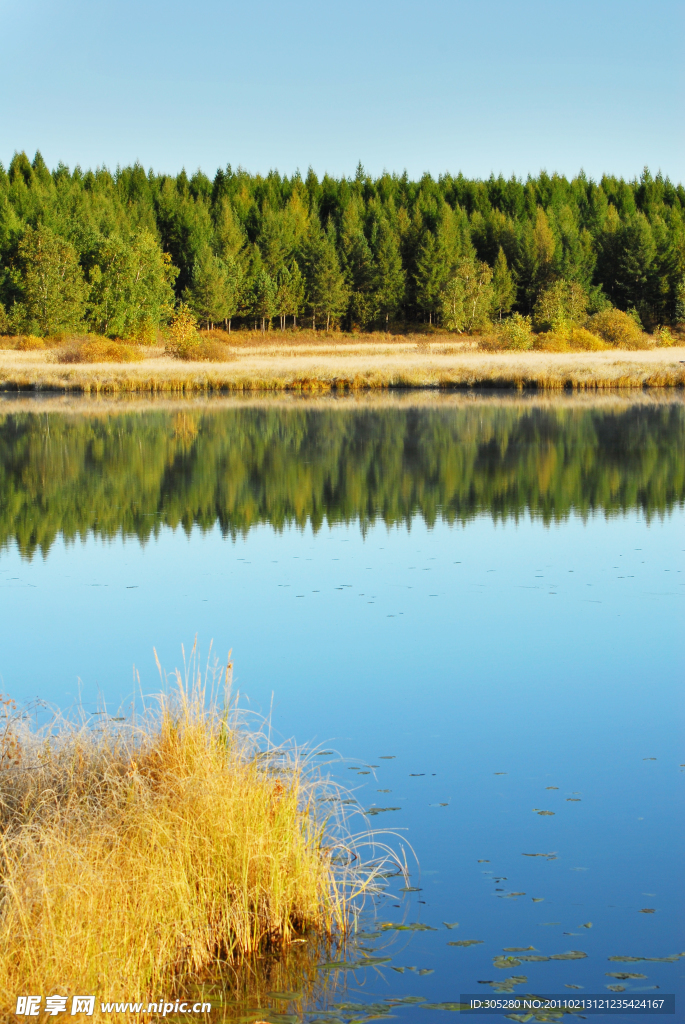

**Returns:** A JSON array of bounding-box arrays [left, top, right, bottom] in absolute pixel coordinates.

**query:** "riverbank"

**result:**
[[1, 344, 685, 392]]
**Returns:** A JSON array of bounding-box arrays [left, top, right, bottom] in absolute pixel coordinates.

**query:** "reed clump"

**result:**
[[0, 656, 369, 1011]]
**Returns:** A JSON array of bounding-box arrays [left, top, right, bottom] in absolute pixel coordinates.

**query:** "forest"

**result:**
[[1, 401, 682, 557], [0, 152, 684, 340]]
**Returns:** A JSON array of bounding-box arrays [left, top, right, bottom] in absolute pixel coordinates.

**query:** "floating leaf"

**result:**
[[477, 860, 490, 863], [533, 809, 555, 816], [382, 922, 436, 931], [549, 951, 587, 960], [504, 947, 536, 952], [606, 973, 647, 980], [315, 752, 334, 756], [606, 953, 684, 963], [378, 756, 395, 759], [365, 807, 401, 816], [443, 922, 460, 929], [448, 940, 483, 947], [358, 956, 392, 966], [484, 976, 528, 993], [318, 961, 359, 971], [518, 955, 550, 962], [409, 774, 425, 777], [390, 967, 405, 974], [420, 1004, 470, 1011], [580, 923, 592, 929], [532, 898, 545, 902], [399, 886, 421, 892], [494, 956, 522, 968], [418, 969, 434, 975], [606, 985, 626, 992], [639, 908, 656, 914], [564, 985, 583, 990], [566, 799, 581, 802], [494, 773, 507, 775], [545, 787, 559, 790]]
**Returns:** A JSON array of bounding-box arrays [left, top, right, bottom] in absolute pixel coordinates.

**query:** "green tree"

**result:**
[[374, 221, 405, 328], [414, 231, 447, 324], [87, 230, 177, 338], [533, 280, 589, 332], [303, 231, 348, 331], [276, 261, 306, 329], [491, 247, 516, 320], [11, 226, 86, 335], [441, 259, 493, 333], [252, 268, 278, 331], [183, 246, 233, 329]]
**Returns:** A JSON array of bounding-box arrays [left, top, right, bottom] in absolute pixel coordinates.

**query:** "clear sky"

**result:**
[[1, 0, 682, 182]]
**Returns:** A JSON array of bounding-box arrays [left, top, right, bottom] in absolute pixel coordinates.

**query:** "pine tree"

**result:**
[[303, 231, 348, 331], [374, 221, 405, 328], [276, 261, 305, 329], [183, 247, 232, 329], [415, 231, 447, 324], [491, 247, 516, 320]]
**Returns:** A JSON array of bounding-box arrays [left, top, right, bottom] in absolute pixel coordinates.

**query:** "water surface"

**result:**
[[0, 393, 683, 1021]]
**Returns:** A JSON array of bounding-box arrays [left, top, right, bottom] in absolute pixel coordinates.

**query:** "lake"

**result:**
[[0, 392, 683, 1022]]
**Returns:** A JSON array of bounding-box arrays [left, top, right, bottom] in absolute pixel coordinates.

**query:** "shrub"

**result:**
[[567, 326, 609, 351], [56, 337, 144, 363], [533, 281, 589, 332], [169, 337, 236, 361], [14, 335, 46, 351], [493, 312, 534, 350], [655, 326, 676, 347], [586, 309, 651, 349]]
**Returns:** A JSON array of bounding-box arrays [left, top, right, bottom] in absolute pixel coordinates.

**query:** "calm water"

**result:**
[[0, 393, 683, 1021]]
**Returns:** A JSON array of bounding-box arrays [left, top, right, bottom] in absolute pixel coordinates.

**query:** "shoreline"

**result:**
[[1, 347, 684, 393]]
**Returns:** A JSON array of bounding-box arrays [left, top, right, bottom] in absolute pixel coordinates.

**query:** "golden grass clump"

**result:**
[[0, 654, 374, 1012], [56, 336, 144, 363], [533, 326, 609, 352], [169, 336, 237, 362], [14, 334, 46, 352]]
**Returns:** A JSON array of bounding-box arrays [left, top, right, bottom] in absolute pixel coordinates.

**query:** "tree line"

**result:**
[[1, 401, 682, 558], [0, 152, 684, 338]]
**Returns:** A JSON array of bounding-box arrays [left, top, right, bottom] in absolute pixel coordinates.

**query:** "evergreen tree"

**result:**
[[276, 261, 305, 329], [374, 221, 405, 328], [303, 231, 347, 330], [491, 247, 516, 319], [415, 231, 447, 324], [183, 246, 233, 329]]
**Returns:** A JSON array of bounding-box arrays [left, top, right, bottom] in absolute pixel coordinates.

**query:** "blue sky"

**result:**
[[1, 0, 682, 181]]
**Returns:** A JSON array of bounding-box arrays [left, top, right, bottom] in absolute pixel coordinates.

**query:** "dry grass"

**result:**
[[0, 650, 385, 1016], [0, 328, 684, 391], [1, 341, 684, 392]]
